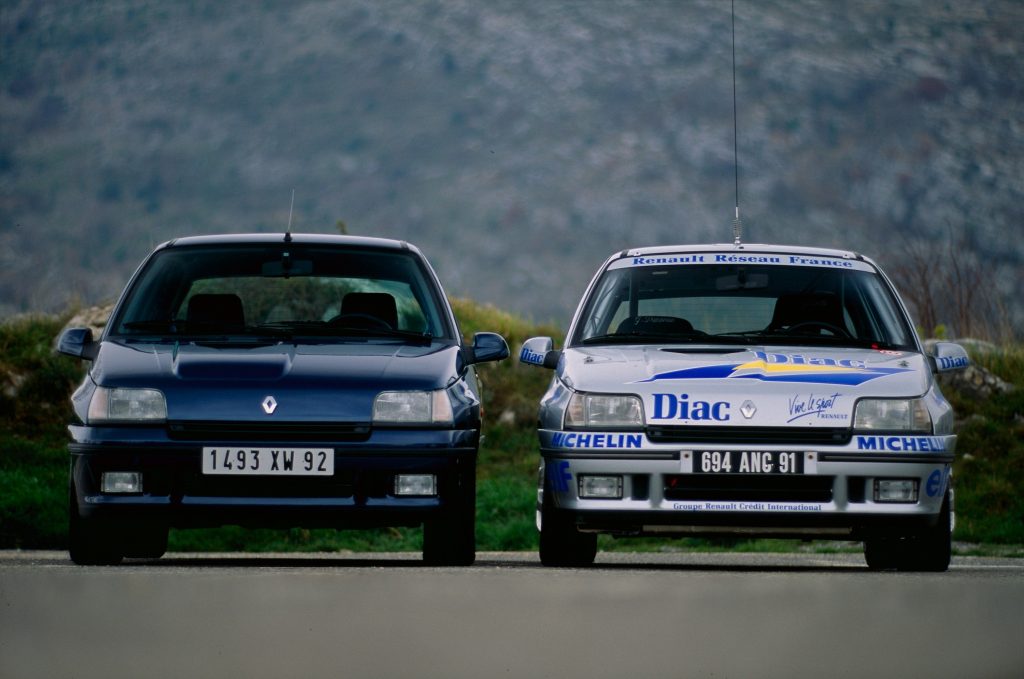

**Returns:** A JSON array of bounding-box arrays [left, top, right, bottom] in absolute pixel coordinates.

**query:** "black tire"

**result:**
[[122, 521, 169, 559], [538, 487, 597, 567], [68, 482, 124, 566], [423, 464, 476, 567], [864, 492, 951, 572]]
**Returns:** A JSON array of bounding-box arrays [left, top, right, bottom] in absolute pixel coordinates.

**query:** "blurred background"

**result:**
[[1, 0, 1022, 338]]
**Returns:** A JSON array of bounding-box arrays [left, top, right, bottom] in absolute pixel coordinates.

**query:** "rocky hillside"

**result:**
[[1, 0, 1022, 334]]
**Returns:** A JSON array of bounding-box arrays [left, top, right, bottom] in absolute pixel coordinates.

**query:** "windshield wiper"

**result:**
[[580, 331, 715, 345], [251, 322, 433, 346], [122, 320, 178, 333]]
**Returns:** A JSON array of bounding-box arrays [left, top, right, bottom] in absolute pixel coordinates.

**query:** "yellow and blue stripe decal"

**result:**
[[639, 358, 911, 386]]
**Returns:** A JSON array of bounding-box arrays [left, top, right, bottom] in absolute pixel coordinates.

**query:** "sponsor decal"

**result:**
[[650, 394, 730, 421], [936, 355, 970, 370], [519, 345, 546, 366], [550, 432, 644, 449], [671, 501, 824, 512], [786, 392, 848, 423], [547, 460, 572, 492], [640, 351, 912, 387], [926, 470, 944, 497], [631, 255, 708, 265], [855, 436, 947, 452], [618, 253, 869, 271]]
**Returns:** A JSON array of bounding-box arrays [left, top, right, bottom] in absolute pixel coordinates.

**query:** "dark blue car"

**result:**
[[57, 234, 509, 565]]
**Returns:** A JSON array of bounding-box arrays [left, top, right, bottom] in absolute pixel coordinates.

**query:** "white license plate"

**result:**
[[694, 450, 804, 474], [202, 447, 334, 476]]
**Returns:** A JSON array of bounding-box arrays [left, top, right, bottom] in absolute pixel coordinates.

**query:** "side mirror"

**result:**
[[468, 332, 510, 364], [57, 327, 99, 361], [519, 336, 561, 370], [929, 342, 970, 374]]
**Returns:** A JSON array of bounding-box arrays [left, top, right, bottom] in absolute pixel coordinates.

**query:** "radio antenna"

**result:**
[[731, 0, 743, 246], [284, 189, 295, 243]]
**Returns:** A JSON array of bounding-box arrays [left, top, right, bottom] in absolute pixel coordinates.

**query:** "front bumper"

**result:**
[[70, 424, 478, 529], [539, 429, 954, 540]]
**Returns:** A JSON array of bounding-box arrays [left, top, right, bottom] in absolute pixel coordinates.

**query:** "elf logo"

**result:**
[[651, 394, 730, 421]]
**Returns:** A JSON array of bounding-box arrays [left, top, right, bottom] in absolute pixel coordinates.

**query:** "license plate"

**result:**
[[202, 447, 334, 476], [694, 451, 804, 474]]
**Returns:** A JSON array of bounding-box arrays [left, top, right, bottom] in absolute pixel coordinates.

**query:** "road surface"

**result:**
[[2, 550, 1022, 679]]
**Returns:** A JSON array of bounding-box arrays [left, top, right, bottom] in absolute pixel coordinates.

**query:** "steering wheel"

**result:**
[[785, 321, 851, 338], [327, 313, 392, 330]]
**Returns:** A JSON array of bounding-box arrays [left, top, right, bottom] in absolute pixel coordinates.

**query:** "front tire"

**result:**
[[538, 486, 596, 567], [864, 492, 951, 572], [423, 464, 476, 567], [68, 482, 124, 566]]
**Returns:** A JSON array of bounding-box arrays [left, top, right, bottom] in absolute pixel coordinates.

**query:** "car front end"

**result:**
[[522, 244, 969, 570], [59, 234, 509, 565]]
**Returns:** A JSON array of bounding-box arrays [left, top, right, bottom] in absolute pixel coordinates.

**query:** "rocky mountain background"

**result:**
[[2, 0, 1022, 336]]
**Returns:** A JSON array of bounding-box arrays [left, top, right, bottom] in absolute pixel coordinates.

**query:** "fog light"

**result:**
[[394, 474, 437, 497], [101, 471, 142, 494], [874, 479, 918, 503], [579, 475, 623, 499]]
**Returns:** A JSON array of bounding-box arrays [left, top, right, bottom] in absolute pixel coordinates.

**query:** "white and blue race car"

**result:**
[[521, 243, 969, 570]]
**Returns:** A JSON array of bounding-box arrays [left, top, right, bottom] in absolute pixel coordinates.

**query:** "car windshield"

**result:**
[[109, 244, 453, 342], [572, 257, 916, 350]]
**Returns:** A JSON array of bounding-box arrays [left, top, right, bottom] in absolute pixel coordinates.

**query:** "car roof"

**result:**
[[159, 233, 418, 254]]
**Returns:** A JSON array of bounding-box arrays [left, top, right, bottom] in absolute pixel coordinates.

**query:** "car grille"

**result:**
[[664, 474, 835, 503], [184, 471, 358, 499], [167, 421, 371, 443], [646, 425, 851, 446]]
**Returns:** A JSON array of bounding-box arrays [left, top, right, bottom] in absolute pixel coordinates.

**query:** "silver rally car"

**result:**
[[521, 243, 970, 570]]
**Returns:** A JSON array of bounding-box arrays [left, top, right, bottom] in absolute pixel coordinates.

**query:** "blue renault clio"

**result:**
[[57, 233, 509, 565]]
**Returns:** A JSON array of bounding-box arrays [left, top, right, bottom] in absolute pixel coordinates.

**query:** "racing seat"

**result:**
[[186, 293, 245, 328], [340, 292, 398, 329], [767, 292, 846, 335]]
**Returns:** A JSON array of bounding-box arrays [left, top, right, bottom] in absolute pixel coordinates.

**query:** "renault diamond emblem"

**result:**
[[261, 396, 278, 415], [740, 400, 757, 419]]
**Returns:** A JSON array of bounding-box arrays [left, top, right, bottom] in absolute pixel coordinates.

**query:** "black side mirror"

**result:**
[[467, 332, 510, 364], [57, 327, 99, 361]]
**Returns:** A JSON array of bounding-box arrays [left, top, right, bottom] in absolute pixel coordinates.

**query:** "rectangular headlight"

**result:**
[[579, 475, 623, 499], [373, 390, 454, 424], [875, 479, 918, 503], [88, 387, 167, 423], [565, 393, 643, 428], [101, 471, 143, 494], [854, 398, 931, 433], [394, 474, 437, 496]]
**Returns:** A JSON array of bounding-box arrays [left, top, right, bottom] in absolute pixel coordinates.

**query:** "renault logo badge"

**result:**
[[261, 396, 278, 415], [740, 400, 757, 419]]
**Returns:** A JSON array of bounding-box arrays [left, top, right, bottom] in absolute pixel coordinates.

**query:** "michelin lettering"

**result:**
[[551, 432, 644, 449], [856, 436, 947, 452]]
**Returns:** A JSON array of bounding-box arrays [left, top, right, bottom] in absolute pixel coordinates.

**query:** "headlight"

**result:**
[[853, 398, 931, 433], [88, 387, 167, 423], [565, 393, 643, 428], [373, 390, 454, 425]]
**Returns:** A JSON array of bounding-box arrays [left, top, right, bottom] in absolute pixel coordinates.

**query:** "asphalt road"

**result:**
[[2, 550, 1022, 679]]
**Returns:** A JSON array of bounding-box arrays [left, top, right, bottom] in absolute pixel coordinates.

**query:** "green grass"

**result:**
[[2, 307, 1022, 555]]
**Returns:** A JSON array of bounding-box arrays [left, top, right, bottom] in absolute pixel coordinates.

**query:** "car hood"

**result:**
[[560, 345, 930, 427], [90, 340, 459, 422]]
